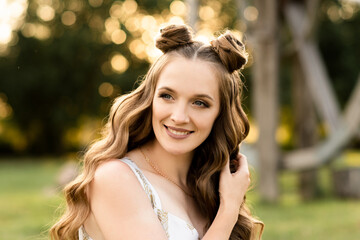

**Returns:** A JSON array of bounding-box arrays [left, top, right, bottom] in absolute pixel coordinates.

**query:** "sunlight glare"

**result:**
[[0, 0, 28, 47], [0, 24, 12, 44]]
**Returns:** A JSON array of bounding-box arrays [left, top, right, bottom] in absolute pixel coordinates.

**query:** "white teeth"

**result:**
[[167, 127, 191, 136]]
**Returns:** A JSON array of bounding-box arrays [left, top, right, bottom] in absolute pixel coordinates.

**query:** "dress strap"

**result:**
[[120, 158, 170, 238], [120, 158, 163, 210]]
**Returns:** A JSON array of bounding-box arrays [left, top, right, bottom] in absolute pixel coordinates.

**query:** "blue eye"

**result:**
[[194, 100, 209, 108], [159, 93, 173, 100]]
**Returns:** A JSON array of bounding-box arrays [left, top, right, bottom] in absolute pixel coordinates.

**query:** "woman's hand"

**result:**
[[219, 153, 250, 210]]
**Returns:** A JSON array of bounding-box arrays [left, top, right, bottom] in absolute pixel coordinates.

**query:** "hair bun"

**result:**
[[210, 32, 248, 73], [156, 24, 193, 53]]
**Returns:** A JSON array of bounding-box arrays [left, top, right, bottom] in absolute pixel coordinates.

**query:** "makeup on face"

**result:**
[[151, 57, 220, 156]]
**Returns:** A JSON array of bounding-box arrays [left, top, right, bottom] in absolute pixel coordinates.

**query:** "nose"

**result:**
[[170, 102, 190, 124]]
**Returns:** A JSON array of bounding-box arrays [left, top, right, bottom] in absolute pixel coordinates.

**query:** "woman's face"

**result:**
[[152, 57, 220, 155]]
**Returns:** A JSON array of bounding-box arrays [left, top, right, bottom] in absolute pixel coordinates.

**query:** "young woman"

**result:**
[[50, 24, 263, 240]]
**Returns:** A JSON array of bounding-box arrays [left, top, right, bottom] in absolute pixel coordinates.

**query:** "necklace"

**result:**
[[140, 147, 193, 197]]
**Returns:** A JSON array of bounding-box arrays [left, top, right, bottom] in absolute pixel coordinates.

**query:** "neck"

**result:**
[[142, 140, 193, 187]]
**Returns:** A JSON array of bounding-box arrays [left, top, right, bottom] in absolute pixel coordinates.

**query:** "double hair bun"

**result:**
[[155, 24, 248, 73]]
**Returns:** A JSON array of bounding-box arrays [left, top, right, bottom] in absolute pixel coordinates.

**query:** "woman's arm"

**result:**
[[89, 155, 249, 240], [202, 153, 250, 240], [89, 159, 168, 240]]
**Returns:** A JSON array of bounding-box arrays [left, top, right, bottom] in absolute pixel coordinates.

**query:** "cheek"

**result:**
[[152, 100, 167, 122], [195, 111, 218, 132]]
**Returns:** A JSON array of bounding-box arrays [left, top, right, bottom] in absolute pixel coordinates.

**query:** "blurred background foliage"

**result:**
[[0, 0, 359, 239], [0, 0, 359, 155]]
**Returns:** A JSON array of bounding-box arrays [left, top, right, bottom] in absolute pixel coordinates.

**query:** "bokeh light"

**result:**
[[89, 0, 103, 8], [21, 23, 36, 38], [199, 6, 216, 21], [340, 4, 355, 19], [125, 17, 141, 32], [168, 16, 185, 25], [110, 53, 129, 73], [327, 5, 341, 22], [0, 0, 28, 55], [37, 5, 55, 22], [61, 11, 76, 26], [98, 82, 114, 97], [0, 24, 12, 44], [109, 2, 122, 18], [122, 0, 138, 16], [194, 28, 213, 44], [34, 24, 51, 40], [67, 0, 83, 12], [0, 93, 12, 119], [88, 14, 103, 30], [170, 1, 187, 16], [141, 15, 157, 31], [105, 17, 119, 33], [111, 29, 126, 44], [244, 6, 258, 22], [129, 39, 146, 59]]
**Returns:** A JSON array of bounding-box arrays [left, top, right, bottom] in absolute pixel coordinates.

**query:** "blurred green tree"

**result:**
[[0, 0, 148, 154], [0, 0, 359, 155]]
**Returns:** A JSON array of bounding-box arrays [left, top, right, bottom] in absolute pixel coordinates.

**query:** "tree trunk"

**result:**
[[253, 0, 280, 202], [292, 56, 319, 200], [186, 0, 198, 31]]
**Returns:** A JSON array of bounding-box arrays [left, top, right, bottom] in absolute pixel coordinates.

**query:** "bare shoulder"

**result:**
[[89, 158, 143, 208], [93, 158, 135, 183], [88, 158, 167, 239]]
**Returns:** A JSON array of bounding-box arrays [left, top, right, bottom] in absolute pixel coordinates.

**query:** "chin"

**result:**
[[161, 143, 196, 156]]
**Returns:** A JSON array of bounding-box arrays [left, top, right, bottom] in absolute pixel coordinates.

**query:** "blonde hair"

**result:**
[[50, 24, 263, 240]]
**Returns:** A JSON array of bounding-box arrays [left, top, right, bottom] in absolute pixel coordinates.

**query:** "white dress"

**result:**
[[79, 157, 200, 240]]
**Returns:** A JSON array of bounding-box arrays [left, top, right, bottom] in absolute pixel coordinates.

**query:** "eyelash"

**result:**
[[158, 93, 210, 108], [193, 100, 209, 108], [159, 93, 173, 100]]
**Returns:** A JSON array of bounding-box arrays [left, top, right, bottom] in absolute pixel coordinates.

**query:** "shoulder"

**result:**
[[90, 158, 141, 197], [94, 158, 134, 182], [88, 158, 168, 239]]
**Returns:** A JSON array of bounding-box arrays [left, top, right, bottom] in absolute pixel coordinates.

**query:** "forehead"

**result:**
[[156, 57, 219, 97]]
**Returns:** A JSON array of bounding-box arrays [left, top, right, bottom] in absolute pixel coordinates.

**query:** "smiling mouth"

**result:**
[[164, 125, 194, 136]]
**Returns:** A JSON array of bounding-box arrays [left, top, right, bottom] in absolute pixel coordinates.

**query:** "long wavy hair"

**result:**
[[50, 24, 263, 240]]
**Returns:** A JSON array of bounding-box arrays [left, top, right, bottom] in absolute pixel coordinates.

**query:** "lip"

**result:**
[[164, 124, 194, 139]]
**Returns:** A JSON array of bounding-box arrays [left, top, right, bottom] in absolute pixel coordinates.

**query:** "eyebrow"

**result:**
[[157, 86, 215, 102]]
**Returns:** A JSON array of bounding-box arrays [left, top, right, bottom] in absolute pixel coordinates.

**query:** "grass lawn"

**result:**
[[0, 158, 64, 240], [0, 158, 359, 239]]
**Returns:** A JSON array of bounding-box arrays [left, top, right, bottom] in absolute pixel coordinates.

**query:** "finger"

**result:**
[[221, 157, 231, 175], [234, 154, 250, 175]]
